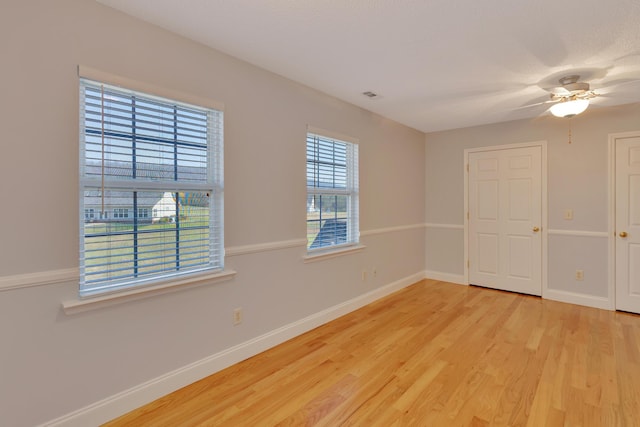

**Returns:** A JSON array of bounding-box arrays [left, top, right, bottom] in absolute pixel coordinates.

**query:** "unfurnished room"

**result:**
[[2, 1, 640, 426]]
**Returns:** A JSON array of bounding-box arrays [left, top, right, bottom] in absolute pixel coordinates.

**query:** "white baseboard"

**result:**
[[543, 288, 613, 311], [43, 270, 426, 427], [425, 270, 466, 285]]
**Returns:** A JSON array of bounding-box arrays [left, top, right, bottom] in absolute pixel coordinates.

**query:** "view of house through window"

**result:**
[[79, 79, 223, 296], [306, 131, 359, 251]]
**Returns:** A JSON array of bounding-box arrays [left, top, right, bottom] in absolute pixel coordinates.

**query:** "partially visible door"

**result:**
[[615, 136, 640, 314], [469, 146, 542, 296]]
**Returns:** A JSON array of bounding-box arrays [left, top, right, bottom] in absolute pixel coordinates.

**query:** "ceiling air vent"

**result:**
[[362, 91, 379, 98]]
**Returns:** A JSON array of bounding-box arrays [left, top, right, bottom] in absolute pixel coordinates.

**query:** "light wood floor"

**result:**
[[105, 280, 640, 426]]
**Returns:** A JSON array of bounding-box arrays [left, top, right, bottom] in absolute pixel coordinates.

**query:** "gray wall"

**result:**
[[0, 1, 426, 425], [425, 102, 640, 300]]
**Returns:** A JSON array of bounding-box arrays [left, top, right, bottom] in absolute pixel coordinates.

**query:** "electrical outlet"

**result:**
[[362, 270, 367, 281], [575, 270, 584, 281], [233, 308, 243, 325]]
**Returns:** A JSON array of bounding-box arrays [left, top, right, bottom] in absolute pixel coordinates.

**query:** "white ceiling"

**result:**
[[97, 0, 640, 133]]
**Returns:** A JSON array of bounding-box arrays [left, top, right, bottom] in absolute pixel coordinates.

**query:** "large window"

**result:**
[[306, 131, 359, 251], [79, 79, 224, 297]]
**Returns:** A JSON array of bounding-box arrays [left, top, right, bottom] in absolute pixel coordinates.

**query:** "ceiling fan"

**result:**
[[546, 75, 597, 118], [512, 74, 601, 118]]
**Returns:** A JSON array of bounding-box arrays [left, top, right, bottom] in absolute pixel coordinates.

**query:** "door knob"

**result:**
[[620, 231, 628, 238], [533, 227, 540, 232]]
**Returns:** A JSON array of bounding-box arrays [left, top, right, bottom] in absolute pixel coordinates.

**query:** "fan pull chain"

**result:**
[[568, 120, 572, 144]]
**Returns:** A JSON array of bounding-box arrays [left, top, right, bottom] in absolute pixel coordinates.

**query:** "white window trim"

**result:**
[[78, 65, 224, 112], [303, 243, 366, 263], [306, 127, 360, 254], [306, 125, 358, 145], [78, 70, 226, 298], [63, 269, 236, 315]]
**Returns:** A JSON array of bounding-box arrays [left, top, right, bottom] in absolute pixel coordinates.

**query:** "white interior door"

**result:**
[[468, 146, 542, 296], [615, 136, 640, 313]]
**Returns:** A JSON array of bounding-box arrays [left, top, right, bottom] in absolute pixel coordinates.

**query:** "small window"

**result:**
[[113, 208, 129, 219], [79, 79, 224, 297], [306, 131, 359, 251]]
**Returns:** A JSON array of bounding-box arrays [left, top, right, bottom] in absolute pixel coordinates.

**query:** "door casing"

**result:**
[[608, 131, 640, 311], [464, 141, 548, 295]]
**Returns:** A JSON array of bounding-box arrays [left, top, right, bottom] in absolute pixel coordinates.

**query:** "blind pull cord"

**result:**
[[100, 84, 105, 218]]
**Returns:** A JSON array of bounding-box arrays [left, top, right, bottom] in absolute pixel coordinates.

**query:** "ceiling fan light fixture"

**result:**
[[550, 98, 589, 118]]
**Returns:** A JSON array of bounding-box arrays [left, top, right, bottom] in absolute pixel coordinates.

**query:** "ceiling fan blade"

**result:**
[[595, 78, 640, 94], [591, 93, 640, 107], [596, 93, 640, 99], [511, 99, 556, 111]]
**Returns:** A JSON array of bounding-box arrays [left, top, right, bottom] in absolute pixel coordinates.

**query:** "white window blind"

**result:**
[[79, 79, 224, 297], [306, 132, 359, 251]]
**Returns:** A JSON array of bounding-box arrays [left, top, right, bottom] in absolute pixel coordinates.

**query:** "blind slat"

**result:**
[[80, 79, 223, 296], [306, 133, 359, 251]]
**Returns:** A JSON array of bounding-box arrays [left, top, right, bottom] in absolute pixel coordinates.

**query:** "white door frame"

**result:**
[[464, 141, 548, 295], [607, 131, 640, 311]]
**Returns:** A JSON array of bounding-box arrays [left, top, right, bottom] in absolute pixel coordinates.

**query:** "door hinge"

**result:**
[[467, 211, 470, 220], [466, 163, 469, 172], [467, 260, 470, 268]]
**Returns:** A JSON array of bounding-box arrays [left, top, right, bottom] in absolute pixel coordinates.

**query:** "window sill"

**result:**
[[62, 269, 236, 315], [303, 244, 366, 263]]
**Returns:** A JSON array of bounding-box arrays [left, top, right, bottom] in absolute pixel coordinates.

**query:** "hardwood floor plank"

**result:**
[[104, 280, 640, 426]]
